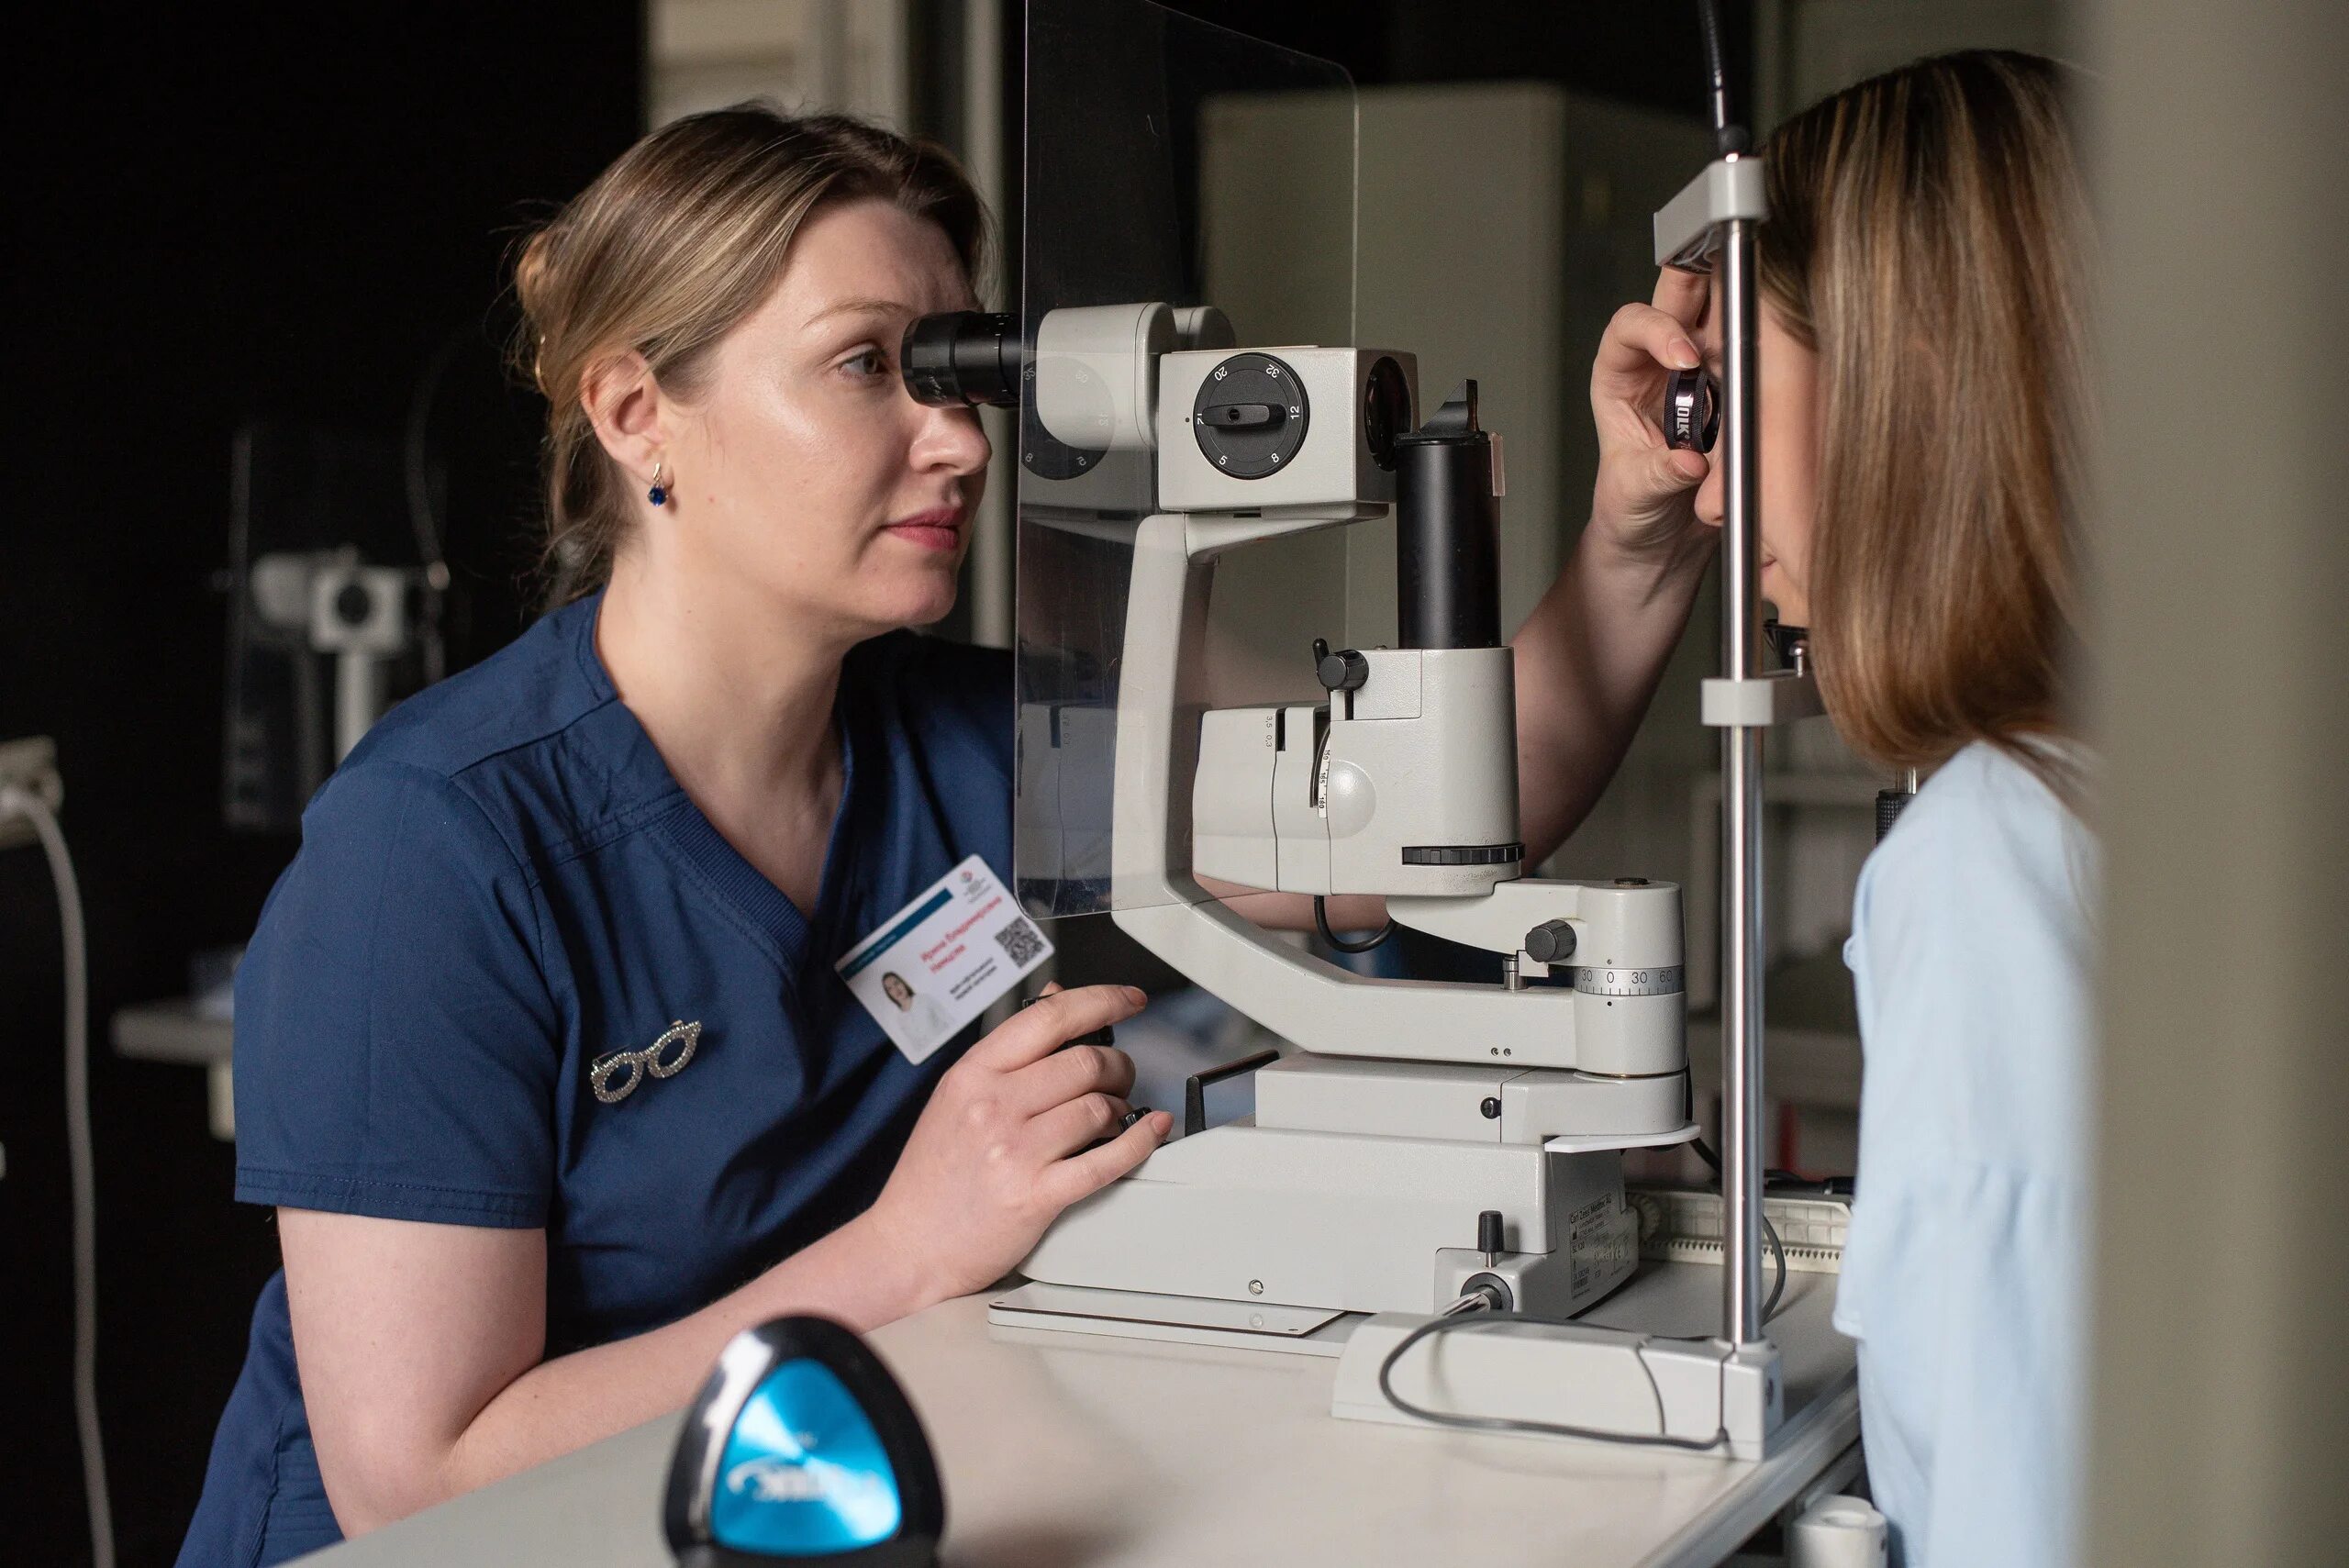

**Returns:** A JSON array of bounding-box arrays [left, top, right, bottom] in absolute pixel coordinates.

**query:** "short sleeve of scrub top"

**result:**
[[230, 762, 562, 1225], [177, 595, 1012, 1568], [1838, 741, 2098, 1568]]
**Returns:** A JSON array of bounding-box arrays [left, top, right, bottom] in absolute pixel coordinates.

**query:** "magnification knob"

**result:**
[[1523, 919, 1577, 964], [1191, 350, 1309, 478], [1316, 647, 1370, 694]]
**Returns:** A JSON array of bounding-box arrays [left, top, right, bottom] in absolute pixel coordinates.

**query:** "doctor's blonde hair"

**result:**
[[511, 106, 985, 604], [1761, 51, 2092, 807]]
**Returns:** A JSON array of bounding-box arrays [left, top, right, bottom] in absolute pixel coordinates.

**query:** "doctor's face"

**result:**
[[1692, 295, 1820, 625], [656, 197, 990, 639]]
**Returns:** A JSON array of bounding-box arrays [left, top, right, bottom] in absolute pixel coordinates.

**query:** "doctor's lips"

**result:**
[[882, 504, 968, 552]]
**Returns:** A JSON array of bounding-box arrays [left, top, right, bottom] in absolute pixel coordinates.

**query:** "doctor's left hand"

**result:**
[[1587, 265, 1716, 563], [862, 982, 1172, 1306]]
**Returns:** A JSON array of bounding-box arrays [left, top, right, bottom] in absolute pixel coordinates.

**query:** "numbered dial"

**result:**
[[1021, 355, 1105, 481], [1571, 964, 1686, 997], [1191, 352, 1310, 480]]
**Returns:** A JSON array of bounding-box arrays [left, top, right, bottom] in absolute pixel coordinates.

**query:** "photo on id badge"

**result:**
[[835, 855, 1054, 1064]]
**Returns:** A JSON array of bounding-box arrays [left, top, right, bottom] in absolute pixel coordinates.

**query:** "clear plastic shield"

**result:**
[[1015, 0, 1361, 918]]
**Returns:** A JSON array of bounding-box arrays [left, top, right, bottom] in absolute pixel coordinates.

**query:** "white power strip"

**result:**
[[1630, 1184, 1852, 1274]]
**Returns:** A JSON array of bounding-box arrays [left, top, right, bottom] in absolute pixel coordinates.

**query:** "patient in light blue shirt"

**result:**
[[1631, 47, 2098, 1567], [1840, 743, 2096, 1568]]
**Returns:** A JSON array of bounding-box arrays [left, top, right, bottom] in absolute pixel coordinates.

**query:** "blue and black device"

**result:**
[[663, 1317, 945, 1567]]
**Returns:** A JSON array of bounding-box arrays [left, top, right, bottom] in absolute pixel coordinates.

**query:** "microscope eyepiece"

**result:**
[[901, 311, 1024, 408]]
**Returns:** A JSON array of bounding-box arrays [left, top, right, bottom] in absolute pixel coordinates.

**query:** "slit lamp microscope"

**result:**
[[900, 105, 1817, 1465]]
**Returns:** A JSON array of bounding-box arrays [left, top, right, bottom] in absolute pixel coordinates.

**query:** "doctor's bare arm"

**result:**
[[285, 984, 1166, 1537]]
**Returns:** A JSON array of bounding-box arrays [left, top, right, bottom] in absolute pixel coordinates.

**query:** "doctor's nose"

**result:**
[[910, 402, 992, 477]]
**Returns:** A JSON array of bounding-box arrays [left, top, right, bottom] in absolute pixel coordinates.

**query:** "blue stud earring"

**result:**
[[648, 460, 669, 507]]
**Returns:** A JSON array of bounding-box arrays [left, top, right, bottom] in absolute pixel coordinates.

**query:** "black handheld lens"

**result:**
[[1664, 365, 1720, 453], [900, 311, 1023, 408]]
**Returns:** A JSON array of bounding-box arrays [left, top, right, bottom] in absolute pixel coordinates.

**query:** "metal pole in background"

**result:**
[[1718, 199, 1765, 1348], [963, 0, 1015, 651]]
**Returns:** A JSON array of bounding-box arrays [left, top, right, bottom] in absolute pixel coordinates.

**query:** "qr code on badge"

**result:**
[[992, 916, 1048, 967]]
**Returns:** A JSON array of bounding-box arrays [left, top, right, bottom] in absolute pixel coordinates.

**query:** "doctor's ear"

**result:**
[[579, 350, 670, 487]]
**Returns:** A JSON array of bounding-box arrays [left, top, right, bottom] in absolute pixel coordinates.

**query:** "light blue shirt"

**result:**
[[1838, 741, 2096, 1568]]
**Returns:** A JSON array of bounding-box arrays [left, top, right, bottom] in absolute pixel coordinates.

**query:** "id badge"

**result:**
[[836, 856, 1053, 1064]]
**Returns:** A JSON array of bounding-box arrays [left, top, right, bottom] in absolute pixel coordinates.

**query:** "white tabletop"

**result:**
[[301, 1262, 1857, 1567]]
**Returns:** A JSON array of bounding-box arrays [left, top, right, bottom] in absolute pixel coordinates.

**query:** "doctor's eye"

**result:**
[[841, 347, 890, 381]]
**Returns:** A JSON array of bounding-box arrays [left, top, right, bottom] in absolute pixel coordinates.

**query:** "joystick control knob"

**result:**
[[1316, 646, 1370, 693], [1523, 919, 1577, 964]]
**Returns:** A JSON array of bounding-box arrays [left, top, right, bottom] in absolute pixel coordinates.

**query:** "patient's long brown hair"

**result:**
[[1762, 50, 2091, 808]]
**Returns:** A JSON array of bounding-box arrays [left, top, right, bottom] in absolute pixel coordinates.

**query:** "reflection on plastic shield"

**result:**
[[1016, 0, 1361, 920], [710, 1360, 904, 1553]]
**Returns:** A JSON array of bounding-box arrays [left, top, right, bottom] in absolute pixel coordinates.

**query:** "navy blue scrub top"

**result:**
[[179, 594, 1012, 1567]]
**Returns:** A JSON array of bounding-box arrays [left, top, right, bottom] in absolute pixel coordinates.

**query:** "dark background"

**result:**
[[5, 9, 647, 1564], [3, 4, 1746, 1562]]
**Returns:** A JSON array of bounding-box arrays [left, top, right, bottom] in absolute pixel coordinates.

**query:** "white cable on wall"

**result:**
[[3, 783, 114, 1568]]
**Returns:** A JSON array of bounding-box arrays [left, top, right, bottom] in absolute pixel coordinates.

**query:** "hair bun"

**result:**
[[512, 227, 567, 394], [514, 227, 562, 318]]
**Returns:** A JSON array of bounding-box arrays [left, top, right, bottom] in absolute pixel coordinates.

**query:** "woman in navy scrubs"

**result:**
[[182, 107, 1715, 1564]]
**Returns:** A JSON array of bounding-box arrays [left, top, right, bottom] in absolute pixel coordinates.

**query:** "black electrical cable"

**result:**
[[1375, 1311, 1734, 1452], [1372, 1136, 1801, 1445], [1694, 0, 1751, 155], [1313, 895, 1393, 954]]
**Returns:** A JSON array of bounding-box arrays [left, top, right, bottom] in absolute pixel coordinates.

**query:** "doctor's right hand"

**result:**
[[862, 982, 1171, 1307], [1588, 266, 1717, 564]]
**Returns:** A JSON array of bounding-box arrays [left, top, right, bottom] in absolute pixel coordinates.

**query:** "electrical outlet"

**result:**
[[0, 736, 64, 851]]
